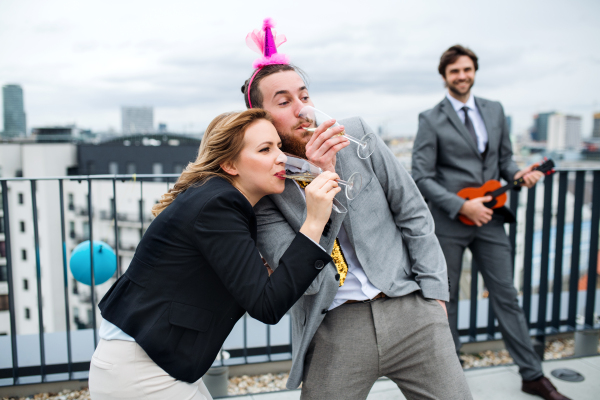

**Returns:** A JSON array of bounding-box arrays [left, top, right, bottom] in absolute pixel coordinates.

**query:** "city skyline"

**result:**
[[0, 0, 599, 137]]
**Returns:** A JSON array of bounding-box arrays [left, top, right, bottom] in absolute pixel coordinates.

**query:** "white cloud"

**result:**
[[0, 0, 599, 136]]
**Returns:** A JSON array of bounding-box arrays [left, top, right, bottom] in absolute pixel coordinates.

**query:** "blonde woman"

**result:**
[[89, 109, 338, 400]]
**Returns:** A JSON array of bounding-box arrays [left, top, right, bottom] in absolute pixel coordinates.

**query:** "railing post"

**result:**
[[30, 180, 46, 380], [112, 178, 121, 278], [1, 180, 19, 384], [523, 186, 536, 326], [243, 313, 248, 364], [509, 189, 520, 278], [87, 178, 98, 347], [58, 180, 73, 378], [536, 174, 554, 349], [139, 180, 144, 232], [289, 313, 293, 355], [584, 171, 600, 329], [568, 171, 585, 330], [266, 325, 272, 362], [469, 260, 478, 341], [552, 172, 568, 331]]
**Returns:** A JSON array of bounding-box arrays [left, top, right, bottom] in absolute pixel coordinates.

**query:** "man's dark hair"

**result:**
[[438, 45, 478, 77], [241, 64, 307, 109]]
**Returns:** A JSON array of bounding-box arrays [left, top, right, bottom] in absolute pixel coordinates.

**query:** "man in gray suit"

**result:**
[[412, 45, 569, 400], [241, 64, 471, 399]]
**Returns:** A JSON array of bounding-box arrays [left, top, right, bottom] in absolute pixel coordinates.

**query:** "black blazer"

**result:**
[[99, 177, 331, 383]]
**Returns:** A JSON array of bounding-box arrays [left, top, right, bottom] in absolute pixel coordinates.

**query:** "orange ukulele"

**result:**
[[457, 158, 556, 226]]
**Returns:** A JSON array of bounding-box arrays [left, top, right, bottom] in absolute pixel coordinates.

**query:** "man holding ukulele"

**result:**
[[412, 45, 570, 400]]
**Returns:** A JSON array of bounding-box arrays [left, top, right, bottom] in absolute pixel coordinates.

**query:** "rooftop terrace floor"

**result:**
[[225, 355, 600, 400]]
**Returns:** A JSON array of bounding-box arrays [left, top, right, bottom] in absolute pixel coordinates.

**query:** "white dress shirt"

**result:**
[[446, 93, 488, 153], [99, 319, 135, 341], [294, 182, 381, 311]]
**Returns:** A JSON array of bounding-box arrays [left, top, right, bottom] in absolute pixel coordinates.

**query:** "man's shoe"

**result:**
[[522, 376, 571, 400]]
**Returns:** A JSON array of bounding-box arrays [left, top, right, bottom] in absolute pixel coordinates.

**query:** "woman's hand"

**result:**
[[300, 171, 341, 243]]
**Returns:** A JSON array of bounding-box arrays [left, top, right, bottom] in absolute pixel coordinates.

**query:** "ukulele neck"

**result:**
[[490, 177, 526, 198]]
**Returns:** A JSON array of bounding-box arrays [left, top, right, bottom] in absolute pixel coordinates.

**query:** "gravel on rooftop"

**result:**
[[3, 338, 598, 399]]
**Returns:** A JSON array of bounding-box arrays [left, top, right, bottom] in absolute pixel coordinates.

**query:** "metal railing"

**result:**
[[0, 169, 599, 386]]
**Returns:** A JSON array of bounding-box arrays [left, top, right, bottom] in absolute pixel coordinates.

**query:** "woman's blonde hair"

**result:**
[[151, 108, 273, 216]]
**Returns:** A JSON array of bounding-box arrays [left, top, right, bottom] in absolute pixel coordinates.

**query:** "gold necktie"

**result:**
[[296, 180, 347, 286]]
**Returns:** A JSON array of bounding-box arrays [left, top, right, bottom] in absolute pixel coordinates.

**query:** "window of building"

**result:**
[[109, 162, 119, 175], [68, 193, 74, 211], [127, 163, 136, 175], [0, 266, 7, 282], [0, 217, 4, 234], [87, 161, 96, 175], [69, 221, 75, 239], [72, 278, 79, 295], [18, 193, 24, 204], [152, 163, 163, 182], [23, 279, 28, 290], [173, 163, 184, 174], [0, 241, 5, 258], [109, 198, 115, 219], [83, 222, 90, 240], [0, 295, 9, 311], [21, 249, 27, 260], [25, 307, 30, 319], [20, 221, 25, 233]]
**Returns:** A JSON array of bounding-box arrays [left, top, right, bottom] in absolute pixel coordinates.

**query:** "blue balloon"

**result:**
[[69, 240, 117, 285]]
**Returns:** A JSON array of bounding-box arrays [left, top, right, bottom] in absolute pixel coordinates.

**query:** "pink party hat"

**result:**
[[246, 18, 289, 69]]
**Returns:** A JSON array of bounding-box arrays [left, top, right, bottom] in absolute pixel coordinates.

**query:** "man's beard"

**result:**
[[280, 131, 309, 159], [447, 79, 474, 97]]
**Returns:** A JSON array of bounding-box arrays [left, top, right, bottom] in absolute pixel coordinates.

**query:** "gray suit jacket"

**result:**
[[412, 97, 519, 237], [254, 117, 449, 389]]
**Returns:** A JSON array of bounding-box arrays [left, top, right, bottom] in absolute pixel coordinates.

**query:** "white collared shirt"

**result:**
[[293, 182, 381, 311], [446, 92, 489, 153]]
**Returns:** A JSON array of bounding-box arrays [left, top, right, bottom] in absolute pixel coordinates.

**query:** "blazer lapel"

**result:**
[[270, 179, 306, 232], [474, 97, 497, 152], [440, 98, 481, 160]]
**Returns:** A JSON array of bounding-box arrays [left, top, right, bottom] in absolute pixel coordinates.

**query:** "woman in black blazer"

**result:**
[[89, 109, 338, 400]]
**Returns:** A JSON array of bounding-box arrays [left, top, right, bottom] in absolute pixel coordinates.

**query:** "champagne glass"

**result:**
[[298, 106, 376, 159], [280, 153, 362, 213]]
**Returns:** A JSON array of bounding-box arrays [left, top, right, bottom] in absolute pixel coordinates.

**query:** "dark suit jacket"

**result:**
[[99, 177, 331, 383], [412, 96, 520, 237]]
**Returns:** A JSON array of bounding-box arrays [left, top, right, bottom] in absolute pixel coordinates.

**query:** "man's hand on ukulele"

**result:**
[[514, 165, 544, 189], [459, 196, 494, 227]]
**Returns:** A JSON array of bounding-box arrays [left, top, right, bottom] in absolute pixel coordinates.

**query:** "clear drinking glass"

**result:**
[[298, 106, 376, 159], [280, 153, 362, 213]]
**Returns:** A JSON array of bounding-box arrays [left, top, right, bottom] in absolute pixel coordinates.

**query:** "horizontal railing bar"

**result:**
[[0, 362, 91, 379], [0, 174, 181, 182], [0, 165, 599, 182]]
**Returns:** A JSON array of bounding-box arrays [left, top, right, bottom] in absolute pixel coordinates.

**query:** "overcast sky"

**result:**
[[1, 0, 599, 137]]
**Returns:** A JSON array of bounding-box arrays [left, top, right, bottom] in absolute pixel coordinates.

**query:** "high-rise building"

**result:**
[[547, 113, 582, 151], [2, 84, 27, 138], [593, 113, 600, 138], [531, 112, 555, 142], [121, 106, 154, 134]]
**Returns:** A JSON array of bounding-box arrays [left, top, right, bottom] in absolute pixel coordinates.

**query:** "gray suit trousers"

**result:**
[[300, 292, 472, 400], [437, 218, 543, 381]]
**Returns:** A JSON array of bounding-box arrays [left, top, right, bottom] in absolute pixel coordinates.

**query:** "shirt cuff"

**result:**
[[301, 232, 326, 252]]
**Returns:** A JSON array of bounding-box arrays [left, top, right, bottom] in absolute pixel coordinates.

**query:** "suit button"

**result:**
[[335, 274, 340, 281], [321, 308, 328, 314], [314, 260, 325, 270]]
